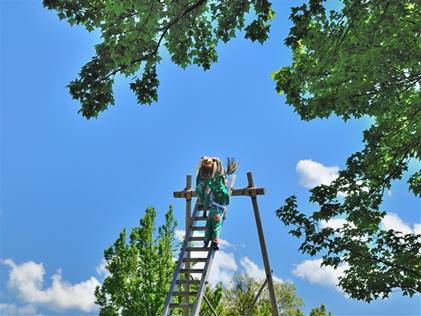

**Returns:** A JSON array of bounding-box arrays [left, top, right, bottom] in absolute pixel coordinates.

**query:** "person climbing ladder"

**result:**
[[195, 156, 238, 250], [164, 166, 280, 316]]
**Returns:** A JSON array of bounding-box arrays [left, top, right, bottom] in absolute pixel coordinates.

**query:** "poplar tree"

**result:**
[[95, 206, 176, 316], [310, 304, 332, 316]]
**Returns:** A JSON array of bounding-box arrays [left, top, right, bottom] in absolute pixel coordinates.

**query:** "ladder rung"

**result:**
[[189, 236, 206, 241], [176, 279, 200, 285], [183, 258, 207, 263], [180, 268, 205, 273], [193, 216, 207, 221], [173, 291, 198, 296], [186, 247, 209, 252], [170, 303, 193, 308], [191, 226, 206, 231]]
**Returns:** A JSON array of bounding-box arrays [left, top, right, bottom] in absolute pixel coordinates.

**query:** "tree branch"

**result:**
[[101, 0, 207, 81]]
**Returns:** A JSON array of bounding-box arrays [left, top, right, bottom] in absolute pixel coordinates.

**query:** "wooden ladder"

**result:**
[[162, 176, 236, 316]]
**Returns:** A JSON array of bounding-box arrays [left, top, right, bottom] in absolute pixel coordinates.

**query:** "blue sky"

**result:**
[[1, 1, 420, 316]]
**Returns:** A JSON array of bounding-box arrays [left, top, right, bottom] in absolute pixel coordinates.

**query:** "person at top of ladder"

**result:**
[[195, 156, 238, 250]]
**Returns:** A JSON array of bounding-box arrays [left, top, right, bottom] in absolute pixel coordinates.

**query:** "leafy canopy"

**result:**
[[221, 274, 304, 316], [310, 304, 332, 316], [43, 0, 274, 118], [274, 0, 421, 302], [95, 206, 176, 316]]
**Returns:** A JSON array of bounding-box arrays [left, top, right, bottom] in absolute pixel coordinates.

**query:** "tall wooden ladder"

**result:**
[[162, 176, 236, 316]]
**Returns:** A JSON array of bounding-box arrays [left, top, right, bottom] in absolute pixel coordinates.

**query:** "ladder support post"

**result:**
[[203, 294, 219, 316], [247, 171, 280, 316], [250, 278, 268, 316], [185, 175, 192, 316]]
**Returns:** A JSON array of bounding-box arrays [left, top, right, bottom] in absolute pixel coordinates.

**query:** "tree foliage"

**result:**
[[43, 0, 274, 118], [95, 206, 176, 316], [200, 283, 224, 316], [310, 304, 332, 316], [274, 0, 421, 301], [221, 274, 304, 316]]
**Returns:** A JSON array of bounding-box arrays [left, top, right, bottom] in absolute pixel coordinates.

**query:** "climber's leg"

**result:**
[[210, 207, 224, 250], [204, 208, 212, 247]]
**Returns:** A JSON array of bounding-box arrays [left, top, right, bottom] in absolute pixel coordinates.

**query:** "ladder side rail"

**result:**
[[162, 202, 200, 316], [191, 175, 236, 316], [191, 247, 216, 316]]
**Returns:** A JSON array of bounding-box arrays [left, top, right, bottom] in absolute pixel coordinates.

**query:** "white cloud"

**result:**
[[240, 257, 265, 281], [218, 238, 232, 248], [322, 213, 420, 236], [0, 303, 37, 316], [2, 259, 99, 313], [320, 218, 350, 230], [293, 259, 347, 290], [96, 259, 108, 278], [240, 257, 283, 283], [175, 229, 186, 242], [296, 160, 339, 189], [381, 213, 420, 235], [207, 251, 238, 287]]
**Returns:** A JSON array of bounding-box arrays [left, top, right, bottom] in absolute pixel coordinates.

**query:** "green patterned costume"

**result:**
[[195, 156, 238, 249], [196, 169, 230, 247]]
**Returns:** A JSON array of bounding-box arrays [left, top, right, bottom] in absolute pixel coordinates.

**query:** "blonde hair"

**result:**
[[196, 156, 238, 177]]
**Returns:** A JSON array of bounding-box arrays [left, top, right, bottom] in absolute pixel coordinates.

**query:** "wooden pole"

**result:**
[[184, 175, 192, 316], [247, 172, 279, 316], [250, 278, 268, 316], [203, 294, 219, 316]]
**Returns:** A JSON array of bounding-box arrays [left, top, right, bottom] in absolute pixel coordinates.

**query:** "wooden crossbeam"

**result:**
[[173, 187, 265, 198]]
